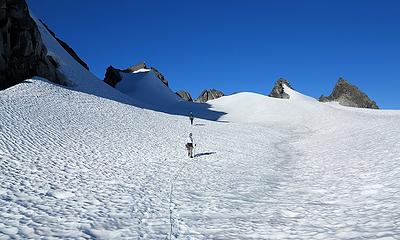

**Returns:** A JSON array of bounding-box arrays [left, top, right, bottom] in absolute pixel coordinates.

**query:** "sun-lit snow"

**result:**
[[0, 14, 400, 240], [132, 68, 151, 74]]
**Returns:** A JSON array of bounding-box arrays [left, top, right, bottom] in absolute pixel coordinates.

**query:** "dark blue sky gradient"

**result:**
[[28, 0, 400, 109]]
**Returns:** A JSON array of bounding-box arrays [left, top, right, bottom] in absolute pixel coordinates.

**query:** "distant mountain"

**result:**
[[195, 89, 224, 103], [104, 62, 168, 88], [103, 62, 180, 109], [320, 78, 379, 109], [176, 90, 193, 102], [269, 78, 293, 99]]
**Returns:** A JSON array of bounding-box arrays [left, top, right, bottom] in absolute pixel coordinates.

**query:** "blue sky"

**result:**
[[28, 0, 400, 109]]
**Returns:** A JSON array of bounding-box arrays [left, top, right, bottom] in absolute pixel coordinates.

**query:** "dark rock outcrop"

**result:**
[[39, 20, 89, 70], [104, 62, 169, 87], [319, 78, 379, 109], [0, 0, 62, 90], [269, 78, 292, 99], [104, 65, 122, 87], [195, 89, 224, 103], [176, 90, 193, 102]]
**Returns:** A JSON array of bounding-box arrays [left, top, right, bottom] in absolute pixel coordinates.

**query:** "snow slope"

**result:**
[[32, 14, 134, 106], [115, 70, 181, 109], [1, 14, 400, 240], [111, 67, 226, 121]]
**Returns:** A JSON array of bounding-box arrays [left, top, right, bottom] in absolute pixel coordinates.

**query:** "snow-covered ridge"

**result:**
[[282, 83, 317, 102], [115, 70, 181, 108], [31, 15, 133, 105]]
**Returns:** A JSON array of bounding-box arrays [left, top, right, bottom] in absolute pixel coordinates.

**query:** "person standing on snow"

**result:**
[[185, 133, 195, 158], [189, 112, 194, 125]]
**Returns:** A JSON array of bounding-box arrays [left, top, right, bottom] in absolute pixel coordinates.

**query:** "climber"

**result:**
[[185, 133, 195, 158], [189, 112, 194, 125]]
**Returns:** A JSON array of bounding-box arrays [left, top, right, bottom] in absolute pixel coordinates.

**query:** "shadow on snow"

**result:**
[[41, 77, 227, 122], [194, 152, 216, 158]]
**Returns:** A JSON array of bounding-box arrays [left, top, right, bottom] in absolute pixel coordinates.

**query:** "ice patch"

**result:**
[[84, 228, 122, 239], [132, 68, 151, 73], [360, 184, 384, 195], [280, 209, 300, 218], [46, 190, 75, 199]]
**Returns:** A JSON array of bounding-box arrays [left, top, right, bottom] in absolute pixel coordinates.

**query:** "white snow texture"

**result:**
[[0, 13, 400, 240]]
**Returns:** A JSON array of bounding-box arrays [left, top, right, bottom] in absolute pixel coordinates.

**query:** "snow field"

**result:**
[[2, 78, 399, 239]]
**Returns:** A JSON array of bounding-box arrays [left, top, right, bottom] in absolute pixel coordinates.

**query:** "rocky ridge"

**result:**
[[39, 20, 89, 70], [104, 62, 168, 88], [319, 78, 379, 109], [176, 90, 193, 101], [268, 78, 293, 99], [0, 0, 63, 90], [195, 89, 224, 103]]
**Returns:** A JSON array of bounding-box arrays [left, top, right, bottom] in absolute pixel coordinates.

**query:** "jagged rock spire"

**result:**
[[195, 89, 224, 103], [176, 90, 193, 102], [319, 77, 379, 109], [268, 78, 292, 99]]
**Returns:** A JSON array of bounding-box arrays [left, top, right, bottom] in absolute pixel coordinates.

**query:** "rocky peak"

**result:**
[[0, 0, 64, 90], [103, 65, 122, 87], [319, 78, 379, 109], [39, 20, 89, 70], [104, 62, 168, 88], [124, 62, 147, 73], [176, 90, 193, 102], [195, 89, 224, 103], [268, 78, 292, 99]]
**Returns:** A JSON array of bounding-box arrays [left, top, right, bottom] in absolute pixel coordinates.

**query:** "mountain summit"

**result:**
[[104, 62, 168, 88], [319, 78, 379, 109], [176, 90, 193, 102], [195, 89, 224, 103], [269, 78, 293, 99]]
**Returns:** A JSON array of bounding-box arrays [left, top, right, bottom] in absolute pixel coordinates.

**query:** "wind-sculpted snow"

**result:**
[[1, 79, 184, 238], [1, 78, 400, 239]]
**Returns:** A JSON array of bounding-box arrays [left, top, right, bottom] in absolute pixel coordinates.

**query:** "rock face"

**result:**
[[39, 20, 89, 70], [104, 62, 169, 87], [319, 78, 379, 109], [176, 90, 193, 102], [125, 62, 146, 73], [150, 67, 168, 87], [195, 89, 224, 103], [103, 65, 122, 87], [0, 0, 62, 90], [269, 78, 292, 99]]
